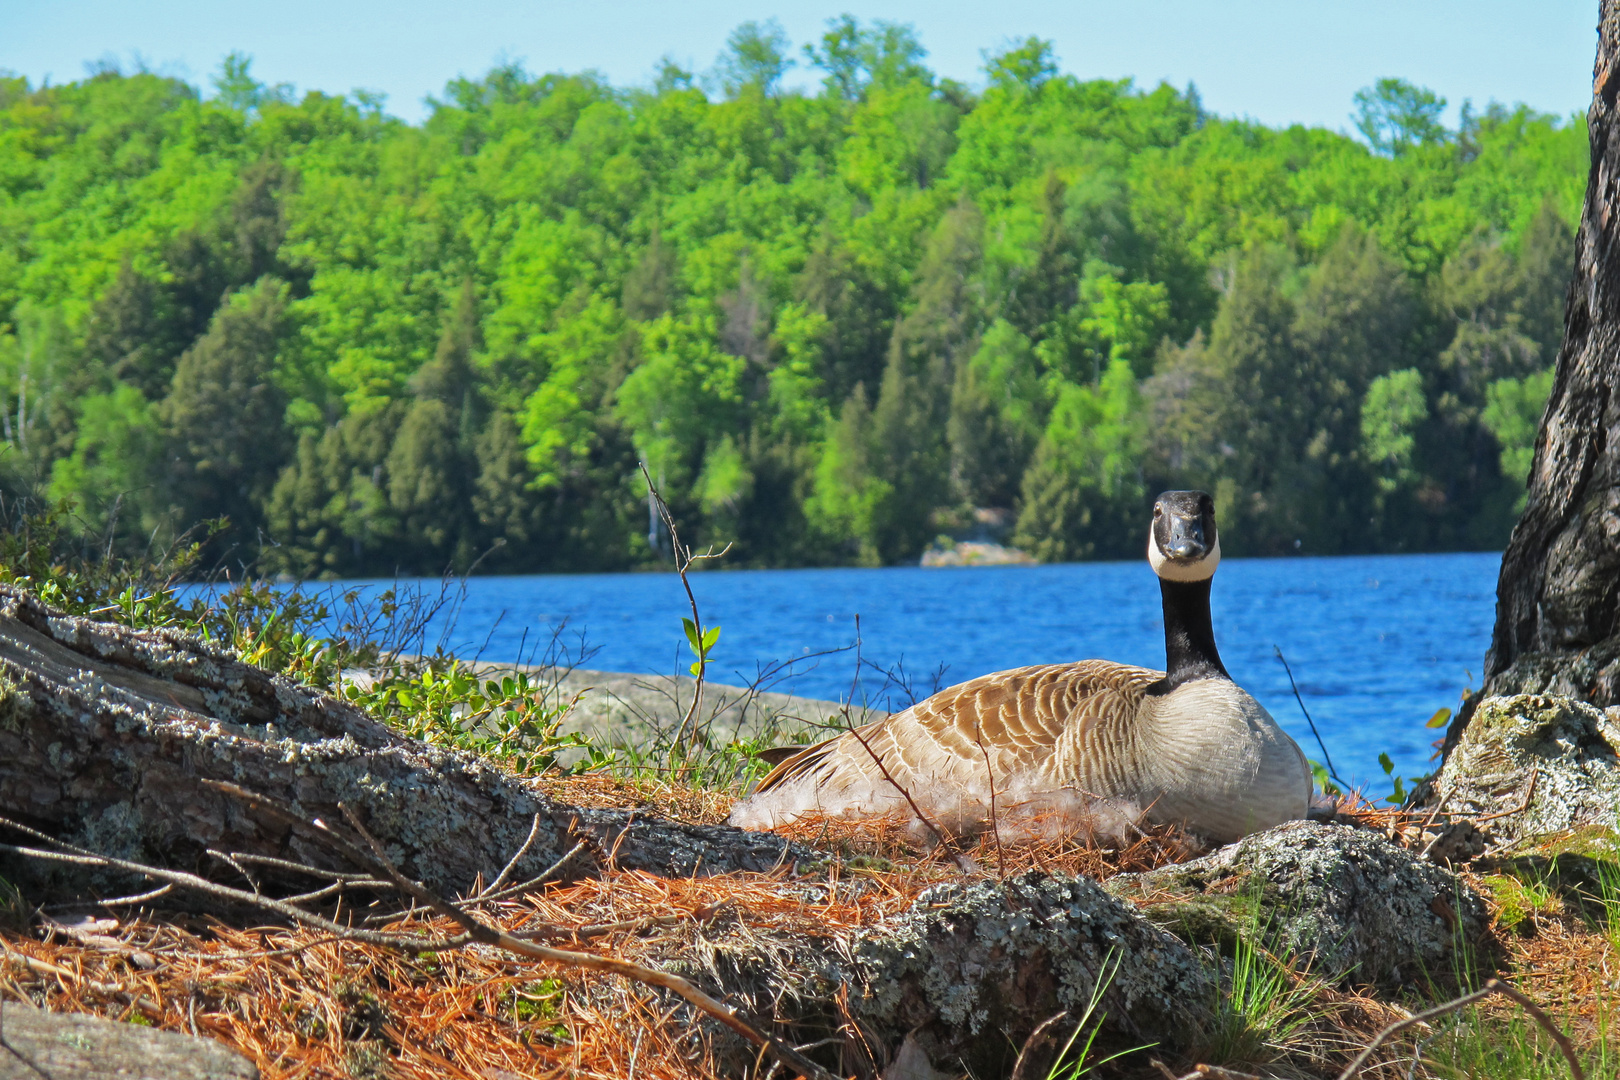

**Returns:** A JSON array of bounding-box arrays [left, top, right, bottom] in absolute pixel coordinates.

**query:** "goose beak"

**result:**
[[1163, 515, 1208, 561]]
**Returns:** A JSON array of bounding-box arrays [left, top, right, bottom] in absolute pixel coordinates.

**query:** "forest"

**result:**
[[0, 20, 1588, 575]]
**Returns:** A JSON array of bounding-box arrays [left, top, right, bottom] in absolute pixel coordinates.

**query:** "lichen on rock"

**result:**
[[1435, 693, 1620, 840], [848, 872, 1214, 1066], [653, 870, 1216, 1078], [1108, 821, 1486, 988]]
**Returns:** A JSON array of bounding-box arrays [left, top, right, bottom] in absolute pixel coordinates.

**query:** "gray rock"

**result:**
[[659, 871, 1215, 1078], [437, 661, 885, 757], [1434, 694, 1620, 841], [1107, 821, 1486, 988], [849, 873, 1214, 1066], [0, 1004, 257, 1079]]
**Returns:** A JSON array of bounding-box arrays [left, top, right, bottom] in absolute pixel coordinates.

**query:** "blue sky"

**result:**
[[0, 0, 1596, 130]]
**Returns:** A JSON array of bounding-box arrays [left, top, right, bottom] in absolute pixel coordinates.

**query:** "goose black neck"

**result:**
[[1150, 577, 1228, 694]]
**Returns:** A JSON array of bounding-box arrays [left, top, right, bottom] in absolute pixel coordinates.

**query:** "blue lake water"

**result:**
[[289, 551, 1500, 794]]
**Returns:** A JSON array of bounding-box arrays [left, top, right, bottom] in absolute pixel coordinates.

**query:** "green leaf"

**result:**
[[1378, 752, 1395, 776], [1309, 760, 1340, 797], [682, 617, 700, 652], [1426, 706, 1452, 729], [701, 625, 721, 652], [689, 660, 703, 677]]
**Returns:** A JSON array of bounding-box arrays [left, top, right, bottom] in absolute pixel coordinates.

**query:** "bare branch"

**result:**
[[0, 819, 470, 954], [1008, 1011, 1067, 1080], [471, 839, 590, 905], [1337, 977, 1584, 1080], [473, 813, 542, 899], [334, 801, 840, 1080], [974, 721, 1005, 880]]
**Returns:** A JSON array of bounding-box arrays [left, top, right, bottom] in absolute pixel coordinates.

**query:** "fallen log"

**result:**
[[0, 585, 805, 898], [0, 1003, 258, 1080]]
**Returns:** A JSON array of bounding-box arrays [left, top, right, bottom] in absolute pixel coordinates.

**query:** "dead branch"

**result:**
[[832, 620, 974, 872], [974, 722, 1005, 880], [0, 584, 805, 901], [0, 788, 841, 1080], [1007, 1011, 1067, 1080], [471, 839, 591, 905], [1336, 977, 1584, 1080], [473, 812, 543, 899], [336, 802, 841, 1080], [0, 816, 471, 955]]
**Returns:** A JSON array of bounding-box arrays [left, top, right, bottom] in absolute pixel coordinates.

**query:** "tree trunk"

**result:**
[[0, 585, 804, 898], [1469, 2, 1620, 721]]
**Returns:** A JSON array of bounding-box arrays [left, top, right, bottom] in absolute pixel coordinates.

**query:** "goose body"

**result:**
[[728, 491, 1311, 845]]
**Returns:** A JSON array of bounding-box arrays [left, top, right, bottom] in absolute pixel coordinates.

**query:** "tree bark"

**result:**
[[1472, 2, 1620, 719], [0, 585, 805, 899], [0, 1005, 258, 1080]]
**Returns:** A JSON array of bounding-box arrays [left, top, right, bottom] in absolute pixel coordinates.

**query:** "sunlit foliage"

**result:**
[[0, 28, 1585, 572]]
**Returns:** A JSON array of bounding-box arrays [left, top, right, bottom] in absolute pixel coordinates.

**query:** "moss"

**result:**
[[1478, 872, 1555, 934], [343, 1040, 393, 1079], [0, 668, 30, 732], [1109, 822, 1488, 988], [1485, 828, 1620, 925], [1141, 899, 1250, 954], [1530, 824, 1620, 860]]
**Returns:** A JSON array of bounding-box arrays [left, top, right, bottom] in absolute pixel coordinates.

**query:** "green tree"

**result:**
[[713, 20, 793, 98], [1361, 367, 1428, 492], [804, 16, 931, 100], [948, 319, 1044, 507], [1482, 367, 1555, 510], [1013, 359, 1144, 562], [1353, 78, 1448, 156], [0, 41, 1588, 572], [160, 277, 292, 549]]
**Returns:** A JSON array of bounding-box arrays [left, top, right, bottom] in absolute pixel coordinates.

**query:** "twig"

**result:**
[[1274, 646, 1348, 790], [473, 813, 542, 899], [1416, 792, 1455, 859], [1009, 1011, 1068, 1080], [77, 884, 174, 908], [0, 819, 471, 954], [335, 802, 840, 1080], [473, 839, 591, 904], [638, 462, 732, 758], [833, 616, 973, 871], [1473, 768, 1539, 824], [1337, 977, 1584, 1080], [974, 722, 1005, 880]]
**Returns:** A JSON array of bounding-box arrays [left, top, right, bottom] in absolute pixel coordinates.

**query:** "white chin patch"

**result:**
[[1149, 534, 1221, 582]]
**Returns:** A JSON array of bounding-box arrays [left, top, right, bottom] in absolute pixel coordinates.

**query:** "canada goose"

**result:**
[[728, 491, 1311, 845]]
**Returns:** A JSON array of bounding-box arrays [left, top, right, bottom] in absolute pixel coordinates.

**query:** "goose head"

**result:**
[[1148, 490, 1220, 583]]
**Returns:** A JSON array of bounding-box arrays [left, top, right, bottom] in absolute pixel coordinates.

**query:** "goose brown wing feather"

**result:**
[[752, 737, 842, 793], [750, 660, 1161, 799]]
